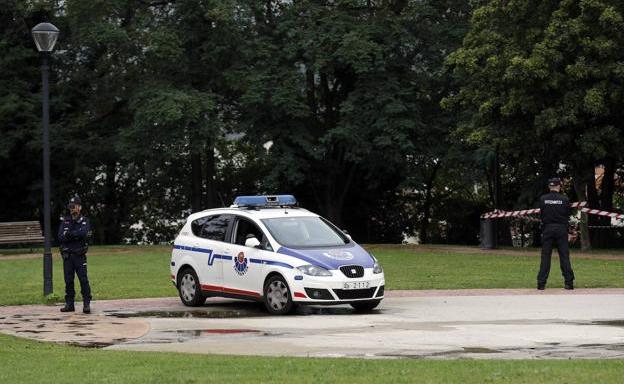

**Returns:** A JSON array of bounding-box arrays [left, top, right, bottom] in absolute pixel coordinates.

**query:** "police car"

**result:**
[[170, 195, 385, 315]]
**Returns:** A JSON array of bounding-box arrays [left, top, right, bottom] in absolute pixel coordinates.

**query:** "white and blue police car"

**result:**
[[170, 195, 385, 315]]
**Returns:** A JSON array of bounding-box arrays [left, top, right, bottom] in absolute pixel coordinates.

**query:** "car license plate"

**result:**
[[343, 281, 369, 290]]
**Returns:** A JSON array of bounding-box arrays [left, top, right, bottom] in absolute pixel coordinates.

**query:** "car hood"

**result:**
[[277, 242, 375, 270]]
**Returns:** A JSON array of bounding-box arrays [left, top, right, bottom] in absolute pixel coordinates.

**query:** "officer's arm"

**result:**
[[57, 220, 67, 242], [69, 218, 90, 240], [539, 198, 545, 222]]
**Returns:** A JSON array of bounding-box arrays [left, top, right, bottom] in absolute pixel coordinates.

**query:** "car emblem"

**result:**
[[322, 250, 354, 260], [234, 252, 248, 276], [351, 268, 357, 274]]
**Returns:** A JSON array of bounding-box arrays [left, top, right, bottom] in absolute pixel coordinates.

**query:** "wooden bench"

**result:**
[[0, 221, 45, 246]]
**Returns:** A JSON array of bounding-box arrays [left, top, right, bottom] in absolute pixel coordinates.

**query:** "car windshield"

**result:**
[[261, 216, 349, 248]]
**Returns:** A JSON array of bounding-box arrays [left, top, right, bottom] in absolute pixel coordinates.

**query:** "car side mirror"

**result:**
[[245, 236, 261, 248]]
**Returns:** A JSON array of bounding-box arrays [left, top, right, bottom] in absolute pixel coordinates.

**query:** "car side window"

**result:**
[[191, 215, 232, 242], [234, 217, 272, 251]]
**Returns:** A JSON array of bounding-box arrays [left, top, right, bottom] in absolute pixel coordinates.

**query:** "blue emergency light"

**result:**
[[233, 195, 298, 208]]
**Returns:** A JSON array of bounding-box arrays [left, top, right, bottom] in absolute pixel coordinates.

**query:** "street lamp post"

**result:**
[[32, 22, 60, 296]]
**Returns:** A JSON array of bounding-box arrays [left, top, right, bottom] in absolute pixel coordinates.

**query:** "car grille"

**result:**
[[333, 287, 376, 300], [340, 265, 364, 278]]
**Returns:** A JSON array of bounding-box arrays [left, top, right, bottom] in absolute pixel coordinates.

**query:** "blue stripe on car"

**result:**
[[174, 244, 290, 268], [249, 258, 294, 269], [277, 244, 375, 270]]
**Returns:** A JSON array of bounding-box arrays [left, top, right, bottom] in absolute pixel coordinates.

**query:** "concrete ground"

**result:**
[[1, 289, 624, 359]]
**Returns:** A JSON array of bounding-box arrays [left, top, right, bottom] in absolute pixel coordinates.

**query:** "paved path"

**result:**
[[2, 289, 624, 359]]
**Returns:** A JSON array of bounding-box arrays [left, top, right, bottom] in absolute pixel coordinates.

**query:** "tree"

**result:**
[[0, 2, 45, 222], [238, 1, 431, 232], [446, 0, 624, 248]]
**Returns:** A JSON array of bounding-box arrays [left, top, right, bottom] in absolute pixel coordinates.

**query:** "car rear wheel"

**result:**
[[178, 268, 205, 307], [263, 275, 295, 315], [350, 299, 381, 312]]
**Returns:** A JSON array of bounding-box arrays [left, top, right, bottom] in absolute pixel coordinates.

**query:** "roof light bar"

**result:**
[[233, 195, 297, 208]]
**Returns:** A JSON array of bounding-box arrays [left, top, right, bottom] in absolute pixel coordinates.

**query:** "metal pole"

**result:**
[[42, 52, 53, 296]]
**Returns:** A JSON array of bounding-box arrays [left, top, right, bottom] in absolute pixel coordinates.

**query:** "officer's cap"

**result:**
[[548, 177, 561, 187], [68, 196, 82, 207]]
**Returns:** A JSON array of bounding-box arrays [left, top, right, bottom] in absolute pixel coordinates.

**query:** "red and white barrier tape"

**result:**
[[482, 202, 587, 219], [579, 208, 624, 220]]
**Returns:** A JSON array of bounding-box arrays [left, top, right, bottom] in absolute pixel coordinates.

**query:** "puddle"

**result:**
[[107, 304, 363, 319], [462, 347, 500, 354], [67, 341, 113, 348], [296, 306, 356, 315], [592, 320, 624, 327], [110, 309, 269, 319], [379, 347, 502, 359], [65, 322, 95, 326], [172, 329, 261, 336]]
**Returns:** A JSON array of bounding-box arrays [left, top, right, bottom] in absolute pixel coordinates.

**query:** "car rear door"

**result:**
[[189, 214, 234, 294]]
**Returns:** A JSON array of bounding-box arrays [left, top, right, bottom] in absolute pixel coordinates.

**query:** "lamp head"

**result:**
[[32, 22, 59, 52]]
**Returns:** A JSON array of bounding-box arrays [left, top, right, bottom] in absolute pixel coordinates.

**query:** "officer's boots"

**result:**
[[83, 302, 91, 314], [60, 303, 75, 312]]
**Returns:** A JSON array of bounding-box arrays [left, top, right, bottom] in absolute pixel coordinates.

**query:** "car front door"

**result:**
[[222, 216, 274, 298], [190, 214, 233, 294]]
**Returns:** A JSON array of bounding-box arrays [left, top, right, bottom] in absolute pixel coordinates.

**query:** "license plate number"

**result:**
[[343, 281, 369, 290]]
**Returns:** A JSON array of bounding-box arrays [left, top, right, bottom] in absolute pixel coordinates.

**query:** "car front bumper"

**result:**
[[289, 268, 384, 303]]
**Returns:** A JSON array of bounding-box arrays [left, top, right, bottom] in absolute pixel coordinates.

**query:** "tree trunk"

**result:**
[[204, 137, 216, 208], [320, 164, 356, 227], [102, 161, 121, 244], [594, 158, 616, 247], [190, 152, 202, 213], [418, 162, 440, 244], [573, 168, 591, 250]]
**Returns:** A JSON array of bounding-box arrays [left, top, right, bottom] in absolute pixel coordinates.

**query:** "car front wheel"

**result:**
[[263, 275, 295, 315], [177, 268, 205, 307]]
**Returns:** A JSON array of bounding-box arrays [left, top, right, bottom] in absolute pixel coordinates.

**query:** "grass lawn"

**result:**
[[370, 247, 624, 290], [1, 333, 623, 384], [1, 245, 624, 306]]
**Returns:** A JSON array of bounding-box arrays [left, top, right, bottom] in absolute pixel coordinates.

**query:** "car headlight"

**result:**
[[296, 264, 332, 276], [373, 262, 383, 274]]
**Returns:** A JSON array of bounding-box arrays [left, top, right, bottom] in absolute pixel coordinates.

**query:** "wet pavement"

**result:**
[[1, 289, 624, 359]]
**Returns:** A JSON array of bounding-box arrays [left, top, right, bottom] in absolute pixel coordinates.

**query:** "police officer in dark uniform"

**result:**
[[537, 178, 575, 290], [58, 196, 92, 313]]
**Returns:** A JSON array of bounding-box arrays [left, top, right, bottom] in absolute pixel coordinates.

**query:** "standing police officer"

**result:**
[[537, 178, 575, 290], [58, 196, 92, 313]]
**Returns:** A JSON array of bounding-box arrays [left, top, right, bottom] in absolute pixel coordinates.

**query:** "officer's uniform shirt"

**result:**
[[57, 215, 90, 254], [539, 192, 572, 225]]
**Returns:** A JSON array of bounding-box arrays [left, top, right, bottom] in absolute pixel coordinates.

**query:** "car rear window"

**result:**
[[191, 215, 232, 241]]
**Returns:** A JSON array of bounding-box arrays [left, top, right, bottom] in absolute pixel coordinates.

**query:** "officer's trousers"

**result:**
[[538, 224, 575, 285], [63, 253, 92, 305]]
